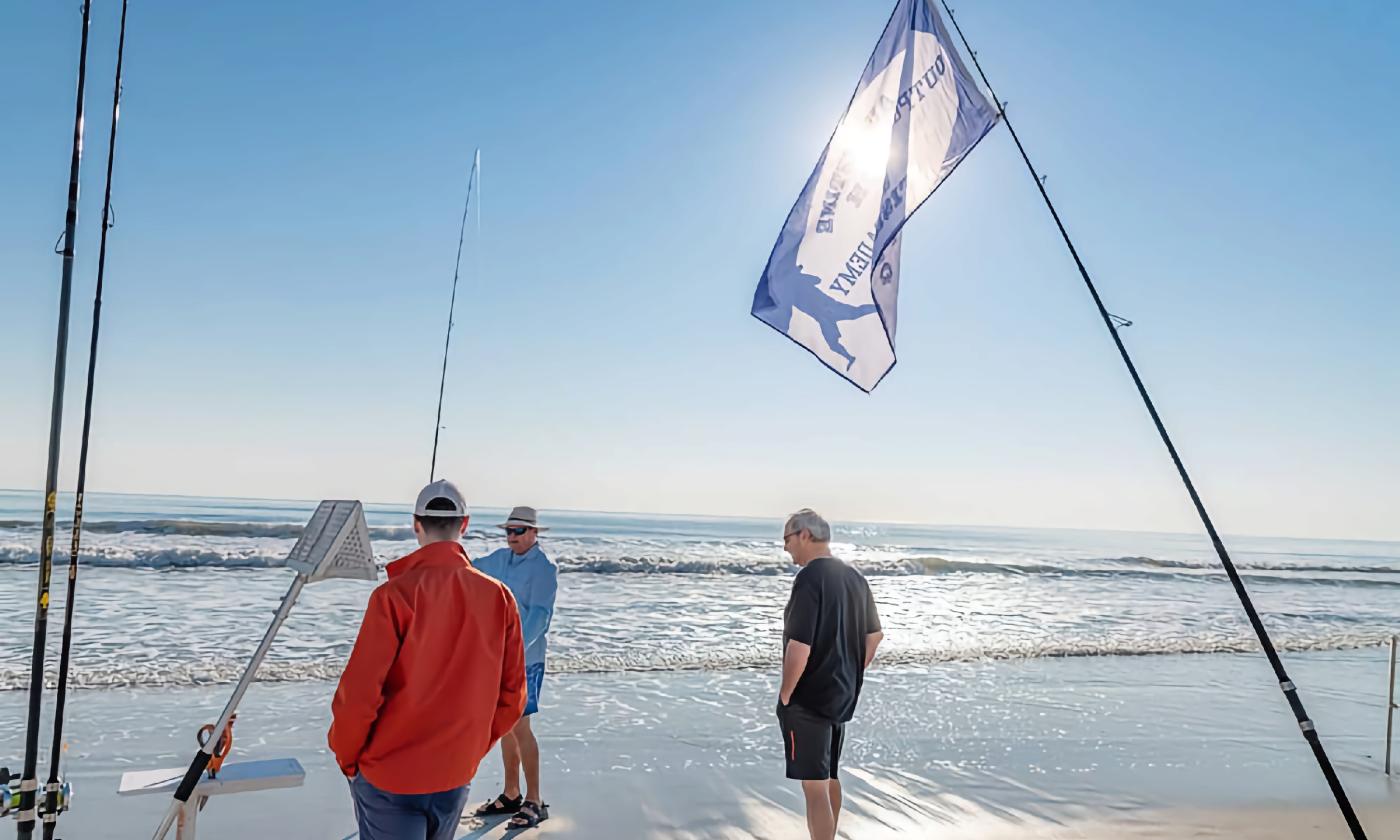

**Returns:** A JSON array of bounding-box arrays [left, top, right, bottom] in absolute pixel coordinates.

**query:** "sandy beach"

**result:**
[[3, 649, 1396, 838], [2, 384, 1391, 839], [1, 494, 1398, 837]]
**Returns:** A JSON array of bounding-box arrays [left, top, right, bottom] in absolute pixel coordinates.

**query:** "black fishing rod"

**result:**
[[937, 2, 1367, 837], [16, 2, 95, 839], [41, 1, 131, 836], [429, 147, 481, 481]]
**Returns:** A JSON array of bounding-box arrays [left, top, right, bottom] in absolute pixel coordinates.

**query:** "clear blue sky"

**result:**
[[2, 1, 1396, 540]]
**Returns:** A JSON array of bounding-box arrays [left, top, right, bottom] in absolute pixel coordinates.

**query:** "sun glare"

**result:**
[[839, 119, 893, 180]]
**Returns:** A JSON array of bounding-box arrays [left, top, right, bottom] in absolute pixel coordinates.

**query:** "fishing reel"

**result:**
[[40, 780, 75, 822], [0, 766, 13, 818], [0, 767, 73, 820], [196, 713, 236, 779]]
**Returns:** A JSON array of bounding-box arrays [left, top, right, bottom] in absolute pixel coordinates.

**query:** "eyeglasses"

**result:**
[[505, 527, 532, 536], [782, 531, 799, 543]]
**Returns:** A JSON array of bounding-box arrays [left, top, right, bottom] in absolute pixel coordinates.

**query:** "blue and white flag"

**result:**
[[751, 0, 998, 391]]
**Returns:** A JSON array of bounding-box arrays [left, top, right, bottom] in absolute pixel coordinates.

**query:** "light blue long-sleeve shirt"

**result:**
[[473, 544, 557, 668]]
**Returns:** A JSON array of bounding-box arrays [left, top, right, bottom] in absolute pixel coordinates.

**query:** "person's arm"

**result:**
[[328, 588, 401, 777], [519, 561, 558, 650], [780, 640, 812, 705], [780, 575, 820, 705], [863, 577, 884, 669], [864, 631, 884, 668], [470, 548, 499, 573], [490, 591, 527, 745]]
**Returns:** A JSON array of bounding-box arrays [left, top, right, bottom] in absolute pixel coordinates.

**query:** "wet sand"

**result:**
[[4, 650, 1397, 837]]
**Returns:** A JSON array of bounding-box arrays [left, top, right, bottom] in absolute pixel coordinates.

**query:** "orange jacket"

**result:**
[[328, 540, 526, 794]]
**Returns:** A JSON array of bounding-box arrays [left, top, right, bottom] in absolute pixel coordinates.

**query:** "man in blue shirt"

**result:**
[[471, 506, 559, 830]]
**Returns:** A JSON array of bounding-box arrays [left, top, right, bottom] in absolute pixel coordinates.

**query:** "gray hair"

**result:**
[[785, 508, 831, 542]]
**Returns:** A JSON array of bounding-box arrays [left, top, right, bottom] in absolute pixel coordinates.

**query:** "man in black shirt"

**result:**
[[777, 508, 883, 840]]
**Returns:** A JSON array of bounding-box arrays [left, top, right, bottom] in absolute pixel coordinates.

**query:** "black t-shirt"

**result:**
[[783, 556, 882, 723]]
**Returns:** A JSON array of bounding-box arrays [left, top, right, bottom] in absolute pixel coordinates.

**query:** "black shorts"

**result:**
[[777, 702, 845, 780]]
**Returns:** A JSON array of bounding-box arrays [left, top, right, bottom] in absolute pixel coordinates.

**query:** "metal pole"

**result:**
[[1386, 636, 1396, 775], [938, 3, 1366, 836], [19, 3, 94, 837], [150, 574, 306, 840]]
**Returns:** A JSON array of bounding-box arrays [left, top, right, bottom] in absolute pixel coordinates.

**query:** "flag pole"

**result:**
[[17, 3, 94, 838], [936, 3, 1366, 836]]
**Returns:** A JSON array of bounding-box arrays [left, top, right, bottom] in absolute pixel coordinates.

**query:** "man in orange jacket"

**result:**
[[329, 479, 526, 840]]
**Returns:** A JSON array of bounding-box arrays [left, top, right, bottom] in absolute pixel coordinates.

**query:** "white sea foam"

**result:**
[[0, 493, 1395, 693]]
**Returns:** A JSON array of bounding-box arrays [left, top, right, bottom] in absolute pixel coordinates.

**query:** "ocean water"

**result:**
[[0, 489, 1397, 690]]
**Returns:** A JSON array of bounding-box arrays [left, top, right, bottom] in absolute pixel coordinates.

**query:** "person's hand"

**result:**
[[778, 691, 791, 707]]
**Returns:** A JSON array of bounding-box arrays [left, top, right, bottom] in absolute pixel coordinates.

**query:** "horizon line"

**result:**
[[0, 486, 1394, 547]]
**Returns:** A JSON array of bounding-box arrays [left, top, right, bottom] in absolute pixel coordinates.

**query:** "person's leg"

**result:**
[[513, 715, 542, 804], [500, 730, 522, 799], [517, 661, 545, 806], [503, 661, 544, 803], [829, 778, 843, 836], [349, 774, 428, 840], [800, 779, 837, 840], [829, 722, 846, 835], [425, 782, 472, 840], [506, 662, 552, 828], [780, 705, 838, 840]]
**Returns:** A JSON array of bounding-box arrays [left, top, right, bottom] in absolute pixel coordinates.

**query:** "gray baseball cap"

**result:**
[[414, 479, 468, 517]]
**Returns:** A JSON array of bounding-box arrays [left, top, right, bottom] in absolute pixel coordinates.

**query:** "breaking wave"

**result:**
[[0, 633, 1386, 691], [0, 541, 1395, 582], [0, 518, 418, 541], [1114, 555, 1400, 575], [0, 544, 292, 569]]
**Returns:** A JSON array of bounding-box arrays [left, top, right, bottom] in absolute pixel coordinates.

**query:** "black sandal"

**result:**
[[475, 793, 523, 816], [507, 800, 549, 829]]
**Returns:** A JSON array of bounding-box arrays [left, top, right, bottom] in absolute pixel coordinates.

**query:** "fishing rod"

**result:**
[[429, 148, 481, 481], [41, 1, 132, 836], [938, 2, 1367, 837], [14, 3, 95, 838]]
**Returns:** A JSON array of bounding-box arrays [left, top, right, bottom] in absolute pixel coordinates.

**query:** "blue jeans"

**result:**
[[349, 774, 471, 840]]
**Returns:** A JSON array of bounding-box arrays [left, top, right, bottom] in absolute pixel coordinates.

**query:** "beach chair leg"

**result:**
[[176, 797, 200, 839]]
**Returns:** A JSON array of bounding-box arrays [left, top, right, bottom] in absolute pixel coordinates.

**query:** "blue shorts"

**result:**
[[523, 662, 545, 716]]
